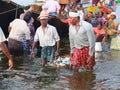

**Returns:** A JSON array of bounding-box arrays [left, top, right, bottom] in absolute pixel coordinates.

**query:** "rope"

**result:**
[[15, 4, 19, 18], [0, 8, 16, 15], [0, 6, 21, 16]]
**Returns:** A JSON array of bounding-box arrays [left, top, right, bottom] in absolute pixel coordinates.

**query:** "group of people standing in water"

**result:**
[[0, 0, 119, 72]]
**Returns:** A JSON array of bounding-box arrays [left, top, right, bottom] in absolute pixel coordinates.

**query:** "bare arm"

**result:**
[[8, 26, 11, 33], [0, 42, 13, 69], [26, 40, 32, 48], [56, 40, 60, 52], [55, 40, 60, 57], [31, 41, 38, 58]]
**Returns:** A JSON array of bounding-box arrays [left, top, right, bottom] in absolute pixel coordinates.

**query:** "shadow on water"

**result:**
[[66, 71, 96, 90]]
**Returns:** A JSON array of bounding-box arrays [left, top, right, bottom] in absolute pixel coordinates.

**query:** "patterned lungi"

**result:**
[[71, 47, 95, 70], [41, 46, 55, 63], [8, 38, 23, 56]]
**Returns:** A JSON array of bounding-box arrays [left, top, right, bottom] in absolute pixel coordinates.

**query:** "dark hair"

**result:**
[[23, 13, 31, 23], [96, 21, 102, 26], [24, 6, 30, 10]]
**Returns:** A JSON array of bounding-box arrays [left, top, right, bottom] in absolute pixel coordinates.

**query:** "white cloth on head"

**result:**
[[111, 12, 116, 16], [69, 12, 79, 17], [77, 10, 84, 20]]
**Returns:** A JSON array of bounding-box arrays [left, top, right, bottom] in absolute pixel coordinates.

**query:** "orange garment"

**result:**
[[94, 27, 106, 42], [94, 27, 105, 35], [59, 0, 69, 4]]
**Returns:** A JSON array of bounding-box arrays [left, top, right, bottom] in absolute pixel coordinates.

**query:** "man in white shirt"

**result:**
[[42, 0, 60, 16], [69, 11, 96, 72], [0, 27, 13, 69], [31, 10, 60, 66], [8, 14, 32, 57]]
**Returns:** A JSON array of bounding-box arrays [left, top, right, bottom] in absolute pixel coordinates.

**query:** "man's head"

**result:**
[[37, 10, 49, 26], [23, 13, 31, 23], [69, 11, 80, 25], [110, 12, 116, 19]]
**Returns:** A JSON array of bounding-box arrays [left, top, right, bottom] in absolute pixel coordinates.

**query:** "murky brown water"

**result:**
[[1, 36, 120, 90]]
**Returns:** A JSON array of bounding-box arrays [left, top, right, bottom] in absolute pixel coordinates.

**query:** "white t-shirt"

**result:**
[[34, 24, 60, 47], [0, 27, 6, 42], [8, 19, 30, 42], [42, 0, 60, 14]]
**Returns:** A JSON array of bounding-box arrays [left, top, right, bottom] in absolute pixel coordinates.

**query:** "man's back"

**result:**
[[8, 19, 30, 42]]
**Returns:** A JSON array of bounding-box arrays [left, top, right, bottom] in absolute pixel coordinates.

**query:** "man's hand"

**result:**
[[31, 51, 35, 58], [8, 57, 13, 69], [87, 56, 94, 65], [70, 53, 73, 62], [55, 50, 59, 57]]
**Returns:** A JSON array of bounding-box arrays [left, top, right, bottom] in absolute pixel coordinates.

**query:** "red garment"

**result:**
[[71, 47, 95, 70]]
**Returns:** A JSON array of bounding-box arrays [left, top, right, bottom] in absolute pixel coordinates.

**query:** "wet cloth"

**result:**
[[71, 47, 95, 70], [8, 38, 23, 56], [41, 46, 55, 63]]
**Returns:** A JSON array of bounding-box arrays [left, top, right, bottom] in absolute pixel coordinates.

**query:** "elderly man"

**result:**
[[31, 10, 60, 66], [69, 11, 96, 72], [0, 27, 13, 69]]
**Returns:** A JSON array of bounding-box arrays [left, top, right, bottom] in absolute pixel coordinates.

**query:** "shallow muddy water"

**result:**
[[1, 37, 120, 90]]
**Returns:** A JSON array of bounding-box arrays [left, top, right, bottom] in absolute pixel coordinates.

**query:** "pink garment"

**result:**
[[94, 27, 106, 42], [94, 27, 106, 35]]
